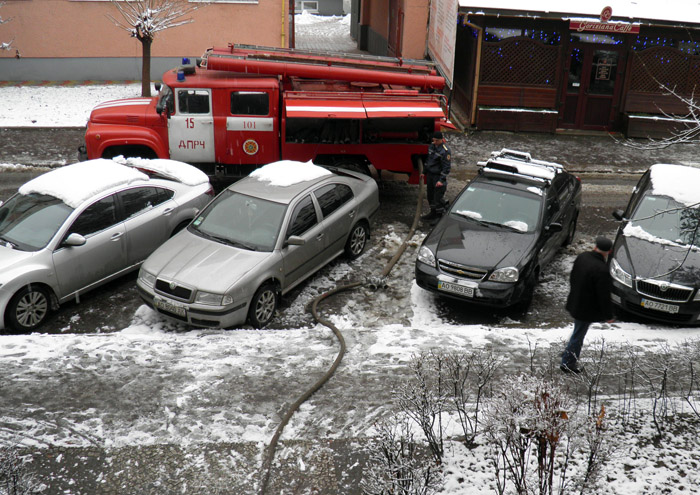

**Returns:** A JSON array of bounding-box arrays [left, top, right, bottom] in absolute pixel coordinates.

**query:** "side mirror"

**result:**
[[62, 233, 87, 247], [154, 82, 162, 92], [285, 235, 305, 247], [612, 209, 625, 221], [545, 222, 563, 234]]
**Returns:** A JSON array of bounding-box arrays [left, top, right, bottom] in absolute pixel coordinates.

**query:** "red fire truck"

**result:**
[[79, 45, 452, 183]]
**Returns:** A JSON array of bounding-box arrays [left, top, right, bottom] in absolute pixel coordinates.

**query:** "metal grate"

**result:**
[[636, 279, 693, 303], [481, 38, 559, 86], [629, 47, 697, 93], [155, 279, 193, 302], [438, 259, 487, 280]]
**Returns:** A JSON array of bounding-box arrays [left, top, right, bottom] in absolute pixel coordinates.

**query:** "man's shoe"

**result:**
[[560, 363, 583, 374]]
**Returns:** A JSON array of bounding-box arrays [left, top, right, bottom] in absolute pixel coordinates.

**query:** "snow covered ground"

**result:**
[[1, 12, 700, 495]]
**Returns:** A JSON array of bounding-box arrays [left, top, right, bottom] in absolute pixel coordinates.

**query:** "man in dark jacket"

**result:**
[[561, 236, 616, 373], [421, 131, 451, 222]]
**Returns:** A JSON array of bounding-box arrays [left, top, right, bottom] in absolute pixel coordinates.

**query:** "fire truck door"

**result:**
[[225, 91, 277, 164], [168, 88, 215, 162]]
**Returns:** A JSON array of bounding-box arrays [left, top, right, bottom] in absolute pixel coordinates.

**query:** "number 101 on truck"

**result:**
[[78, 44, 453, 183]]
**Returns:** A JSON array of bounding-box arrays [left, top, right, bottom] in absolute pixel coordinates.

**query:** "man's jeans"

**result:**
[[561, 319, 591, 368]]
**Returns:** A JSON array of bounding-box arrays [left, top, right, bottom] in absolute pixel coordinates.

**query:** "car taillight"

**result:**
[[206, 185, 215, 197]]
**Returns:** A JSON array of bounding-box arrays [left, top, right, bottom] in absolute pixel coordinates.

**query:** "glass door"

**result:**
[[559, 44, 625, 130]]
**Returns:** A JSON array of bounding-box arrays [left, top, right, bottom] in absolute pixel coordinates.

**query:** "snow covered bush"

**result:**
[[395, 351, 450, 464], [482, 374, 611, 495], [444, 349, 502, 446], [0, 448, 38, 495], [360, 415, 443, 495]]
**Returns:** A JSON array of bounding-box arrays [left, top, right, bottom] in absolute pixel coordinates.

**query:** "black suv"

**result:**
[[610, 163, 700, 325], [415, 149, 581, 308]]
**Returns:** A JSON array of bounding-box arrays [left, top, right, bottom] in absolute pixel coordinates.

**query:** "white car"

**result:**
[[0, 158, 214, 332], [137, 160, 379, 328]]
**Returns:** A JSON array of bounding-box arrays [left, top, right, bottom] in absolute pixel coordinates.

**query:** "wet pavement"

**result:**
[[2, 125, 700, 494]]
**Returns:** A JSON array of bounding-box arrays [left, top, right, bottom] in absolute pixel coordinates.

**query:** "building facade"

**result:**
[[0, 0, 291, 81], [451, 2, 700, 136]]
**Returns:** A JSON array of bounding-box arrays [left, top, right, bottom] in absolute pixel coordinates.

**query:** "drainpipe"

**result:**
[[282, 0, 288, 47], [464, 20, 482, 127]]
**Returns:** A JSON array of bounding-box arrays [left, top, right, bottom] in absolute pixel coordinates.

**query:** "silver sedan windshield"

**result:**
[[190, 190, 287, 252], [0, 193, 73, 251]]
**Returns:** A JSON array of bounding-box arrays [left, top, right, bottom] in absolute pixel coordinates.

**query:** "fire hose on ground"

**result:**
[[257, 160, 426, 495]]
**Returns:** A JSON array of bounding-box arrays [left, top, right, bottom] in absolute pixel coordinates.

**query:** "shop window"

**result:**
[[481, 38, 559, 86], [569, 33, 623, 45], [633, 35, 700, 54], [485, 27, 561, 45]]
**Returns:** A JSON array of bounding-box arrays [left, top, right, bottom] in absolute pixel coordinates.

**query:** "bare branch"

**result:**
[[108, 0, 202, 42]]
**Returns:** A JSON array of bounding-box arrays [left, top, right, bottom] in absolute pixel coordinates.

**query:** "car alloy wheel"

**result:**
[[8, 286, 50, 332], [249, 284, 278, 328], [345, 222, 368, 259]]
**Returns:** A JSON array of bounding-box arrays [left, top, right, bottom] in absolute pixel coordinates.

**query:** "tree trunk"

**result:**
[[141, 37, 153, 97]]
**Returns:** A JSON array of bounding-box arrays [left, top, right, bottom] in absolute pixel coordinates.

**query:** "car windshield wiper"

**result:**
[[204, 231, 257, 251], [0, 236, 17, 249], [454, 212, 500, 229]]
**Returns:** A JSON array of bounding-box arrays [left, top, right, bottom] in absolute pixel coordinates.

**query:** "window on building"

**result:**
[[485, 27, 561, 45], [569, 33, 623, 45], [633, 35, 700, 54]]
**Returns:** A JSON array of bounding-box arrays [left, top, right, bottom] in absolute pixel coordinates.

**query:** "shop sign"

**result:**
[[570, 6, 639, 34], [569, 20, 640, 34]]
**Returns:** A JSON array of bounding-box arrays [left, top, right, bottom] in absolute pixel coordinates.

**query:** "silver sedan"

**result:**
[[0, 158, 214, 332], [137, 161, 380, 329]]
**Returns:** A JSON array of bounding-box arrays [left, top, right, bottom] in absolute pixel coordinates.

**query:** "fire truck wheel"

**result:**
[[345, 221, 369, 259]]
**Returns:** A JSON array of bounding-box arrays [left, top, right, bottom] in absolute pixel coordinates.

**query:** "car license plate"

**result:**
[[154, 297, 187, 317], [438, 281, 474, 298], [641, 298, 679, 314]]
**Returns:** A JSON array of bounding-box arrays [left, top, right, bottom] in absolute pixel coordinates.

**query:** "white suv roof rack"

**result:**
[[477, 148, 563, 183]]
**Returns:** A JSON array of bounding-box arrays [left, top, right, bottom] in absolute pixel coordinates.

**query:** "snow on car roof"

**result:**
[[18, 159, 148, 208], [113, 156, 209, 186], [249, 160, 331, 186], [649, 164, 700, 207]]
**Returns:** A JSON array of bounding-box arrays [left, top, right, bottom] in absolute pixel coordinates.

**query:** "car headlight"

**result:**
[[610, 258, 632, 288], [489, 267, 519, 283], [138, 268, 156, 288], [417, 245, 436, 267], [693, 289, 700, 302], [195, 291, 233, 306]]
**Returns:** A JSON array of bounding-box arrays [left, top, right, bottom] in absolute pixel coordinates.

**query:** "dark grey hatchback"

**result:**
[[415, 149, 581, 309], [610, 163, 700, 325]]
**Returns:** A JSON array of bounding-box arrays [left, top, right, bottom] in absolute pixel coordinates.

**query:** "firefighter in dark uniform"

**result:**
[[421, 131, 452, 222]]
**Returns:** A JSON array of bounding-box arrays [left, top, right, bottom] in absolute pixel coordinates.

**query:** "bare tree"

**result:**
[[108, 0, 203, 97]]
